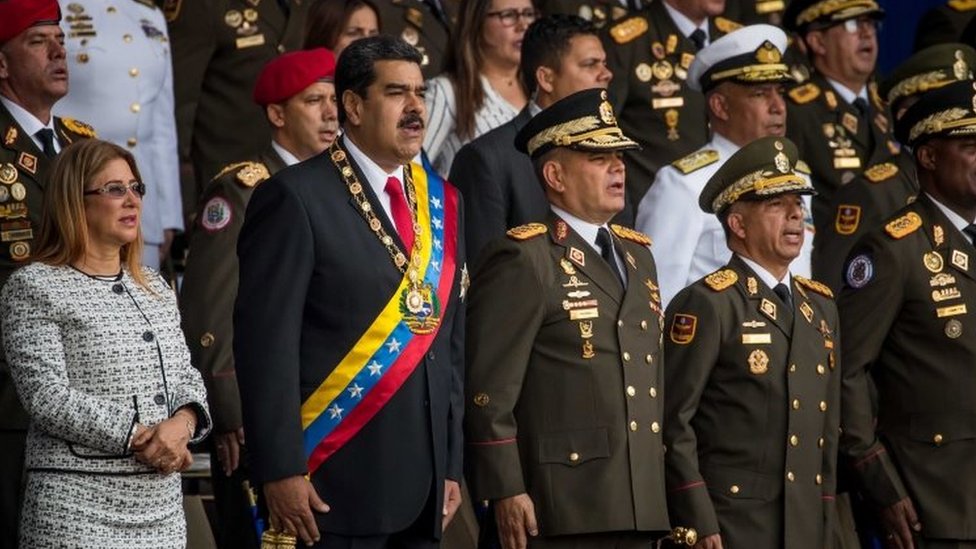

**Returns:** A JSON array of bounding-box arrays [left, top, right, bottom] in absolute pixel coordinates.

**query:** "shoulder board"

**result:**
[[794, 276, 833, 299], [714, 16, 742, 34], [788, 82, 821, 105], [609, 16, 647, 44], [212, 162, 251, 182], [506, 223, 547, 241], [704, 269, 738, 291], [795, 159, 811, 175], [60, 117, 96, 138], [949, 0, 976, 11], [671, 149, 719, 174], [235, 162, 270, 187], [863, 162, 899, 183], [162, 0, 182, 22], [610, 224, 652, 246], [884, 211, 922, 239]]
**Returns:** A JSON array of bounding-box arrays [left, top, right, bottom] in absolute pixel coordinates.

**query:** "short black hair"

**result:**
[[520, 14, 598, 95], [335, 34, 422, 124]]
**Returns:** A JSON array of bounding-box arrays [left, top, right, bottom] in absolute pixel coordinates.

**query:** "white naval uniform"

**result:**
[[635, 133, 814, 307], [55, 0, 183, 268]]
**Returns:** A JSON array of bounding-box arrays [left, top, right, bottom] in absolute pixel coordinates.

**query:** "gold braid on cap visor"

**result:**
[[908, 107, 976, 143], [886, 71, 954, 105], [712, 172, 809, 213], [796, 0, 879, 25], [525, 116, 638, 156], [709, 64, 792, 84]]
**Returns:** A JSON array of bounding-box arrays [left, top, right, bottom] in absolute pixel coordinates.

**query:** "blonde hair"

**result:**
[[33, 139, 149, 289]]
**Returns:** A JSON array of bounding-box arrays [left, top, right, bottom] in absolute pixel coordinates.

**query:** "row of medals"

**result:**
[[559, 258, 600, 360], [0, 161, 32, 262], [328, 146, 438, 333], [636, 35, 694, 142], [923, 226, 968, 339]]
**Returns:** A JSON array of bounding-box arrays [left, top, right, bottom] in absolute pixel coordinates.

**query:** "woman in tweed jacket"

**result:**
[[0, 139, 211, 548]]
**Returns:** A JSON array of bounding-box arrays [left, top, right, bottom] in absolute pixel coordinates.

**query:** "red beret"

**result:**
[[0, 0, 61, 43], [253, 48, 337, 106]]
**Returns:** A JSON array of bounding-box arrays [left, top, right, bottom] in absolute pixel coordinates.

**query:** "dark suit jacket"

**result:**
[[234, 140, 466, 537], [448, 107, 549, 265]]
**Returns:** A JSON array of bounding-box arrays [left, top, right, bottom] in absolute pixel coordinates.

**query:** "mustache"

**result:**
[[398, 113, 425, 128]]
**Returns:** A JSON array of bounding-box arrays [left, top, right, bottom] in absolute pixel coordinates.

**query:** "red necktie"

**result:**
[[384, 176, 414, 254]]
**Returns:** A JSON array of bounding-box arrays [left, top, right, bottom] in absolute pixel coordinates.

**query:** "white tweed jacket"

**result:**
[[1, 263, 211, 474]]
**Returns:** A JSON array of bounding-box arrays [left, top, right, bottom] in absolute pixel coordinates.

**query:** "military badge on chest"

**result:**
[[823, 121, 861, 171], [225, 6, 265, 49], [923, 226, 969, 338], [558, 249, 600, 359]]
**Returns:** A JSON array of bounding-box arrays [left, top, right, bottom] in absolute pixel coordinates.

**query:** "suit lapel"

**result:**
[[730, 255, 793, 337], [548, 213, 623, 304]]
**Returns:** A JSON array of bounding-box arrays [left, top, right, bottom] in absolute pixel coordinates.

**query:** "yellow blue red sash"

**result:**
[[300, 158, 458, 474]]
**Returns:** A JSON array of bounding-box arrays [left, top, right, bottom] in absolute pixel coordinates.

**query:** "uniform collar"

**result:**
[[737, 253, 791, 293], [551, 204, 609, 254], [271, 140, 302, 167], [824, 77, 868, 106], [926, 192, 976, 234], [0, 95, 58, 153], [662, 1, 709, 45]]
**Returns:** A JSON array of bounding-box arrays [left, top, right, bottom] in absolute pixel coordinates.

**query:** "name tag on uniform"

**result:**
[[833, 157, 861, 169], [236, 34, 265, 49], [741, 333, 772, 344], [652, 97, 684, 110], [570, 308, 599, 320]]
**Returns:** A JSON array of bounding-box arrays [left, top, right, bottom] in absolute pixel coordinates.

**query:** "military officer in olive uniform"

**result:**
[[180, 48, 337, 549], [373, 0, 457, 80], [0, 2, 95, 547], [465, 88, 677, 549], [916, 0, 976, 52], [815, 44, 976, 291], [838, 79, 976, 549], [166, 0, 309, 221], [536, 0, 637, 29], [603, 0, 740, 225], [664, 136, 840, 549], [783, 0, 894, 241]]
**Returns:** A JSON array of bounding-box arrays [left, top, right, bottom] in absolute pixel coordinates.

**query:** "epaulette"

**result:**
[[863, 162, 898, 183], [211, 161, 270, 187], [162, 0, 182, 22], [794, 276, 833, 299], [788, 82, 820, 105], [884, 211, 922, 239], [610, 224, 652, 246], [671, 149, 719, 174], [61, 117, 96, 138], [794, 159, 811, 175], [949, 0, 976, 11], [714, 16, 742, 34], [609, 16, 647, 44], [506, 223, 547, 240], [704, 269, 738, 291]]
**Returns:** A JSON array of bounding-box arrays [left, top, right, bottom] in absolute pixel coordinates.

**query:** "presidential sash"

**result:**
[[301, 150, 458, 474]]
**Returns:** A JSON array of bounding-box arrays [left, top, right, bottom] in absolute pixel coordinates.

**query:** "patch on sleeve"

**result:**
[[834, 204, 861, 235], [845, 254, 874, 288], [200, 196, 232, 232], [670, 313, 697, 344]]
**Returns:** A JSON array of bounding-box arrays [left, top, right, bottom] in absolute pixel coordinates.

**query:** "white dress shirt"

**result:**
[[552, 205, 628, 284], [825, 77, 868, 106], [343, 134, 405, 225], [271, 140, 301, 168], [662, 1, 710, 46], [739, 254, 791, 294], [0, 96, 60, 154], [927, 193, 976, 242]]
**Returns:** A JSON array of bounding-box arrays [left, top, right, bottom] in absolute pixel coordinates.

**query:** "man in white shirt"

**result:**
[[635, 24, 815, 307]]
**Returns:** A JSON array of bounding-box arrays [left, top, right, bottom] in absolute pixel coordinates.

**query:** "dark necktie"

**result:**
[[596, 227, 624, 287], [852, 97, 869, 117], [627, 0, 642, 11], [689, 28, 707, 51], [36, 128, 56, 158], [384, 176, 414, 254], [964, 224, 976, 246], [774, 282, 793, 309]]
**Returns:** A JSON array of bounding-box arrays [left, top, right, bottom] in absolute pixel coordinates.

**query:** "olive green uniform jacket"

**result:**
[[374, 0, 458, 80], [464, 213, 670, 537], [664, 255, 841, 549]]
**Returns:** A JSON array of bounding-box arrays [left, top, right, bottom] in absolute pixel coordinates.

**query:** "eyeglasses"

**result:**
[[839, 17, 879, 34], [486, 8, 539, 27], [83, 181, 146, 198]]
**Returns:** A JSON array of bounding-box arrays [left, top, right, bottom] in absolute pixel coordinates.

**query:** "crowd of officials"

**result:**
[[1, 0, 976, 548]]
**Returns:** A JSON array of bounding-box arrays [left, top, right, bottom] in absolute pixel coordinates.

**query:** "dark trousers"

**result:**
[[209, 446, 260, 549], [917, 540, 976, 549], [0, 431, 25, 549], [528, 531, 656, 549], [313, 481, 438, 549]]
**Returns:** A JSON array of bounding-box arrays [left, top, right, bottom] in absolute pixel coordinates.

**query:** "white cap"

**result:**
[[687, 24, 790, 92]]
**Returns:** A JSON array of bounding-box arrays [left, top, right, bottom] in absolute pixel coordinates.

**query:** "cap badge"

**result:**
[[599, 100, 616, 125], [755, 41, 781, 64], [774, 150, 791, 173]]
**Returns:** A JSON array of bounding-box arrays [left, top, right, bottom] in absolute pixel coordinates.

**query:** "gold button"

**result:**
[[617, 320, 624, 327], [934, 433, 944, 445], [626, 386, 636, 397], [569, 452, 580, 462], [126, 137, 137, 147], [820, 401, 828, 412], [818, 437, 825, 448], [649, 387, 657, 398], [76, 53, 89, 63], [817, 364, 826, 375], [277, 44, 285, 53], [789, 364, 797, 372], [640, 320, 648, 330], [629, 420, 638, 432], [792, 399, 800, 410], [129, 67, 139, 77], [123, 33, 132, 42], [473, 393, 490, 407], [651, 421, 660, 433], [645, 354, 653, 364], [130, 102, 141, 113], [729, 485, 740, 494], [790, 435, 799, 447], [815, 474, 823, 485], [623, 352, 631, 362], [200, 332, 215, 347], [787, 471, 795, 482]]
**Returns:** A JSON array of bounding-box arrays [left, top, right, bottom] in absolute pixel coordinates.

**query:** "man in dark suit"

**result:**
[[838, 79, 976, 549], [465, 88, 676, 549], [0, 2, 95, 546], [663, 136, 839, 549], [234, 35, 465, 548], [449, 14, 611, 264]]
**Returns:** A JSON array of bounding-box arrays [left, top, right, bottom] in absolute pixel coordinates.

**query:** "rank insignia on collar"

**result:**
[[555, 220, 568, 241], [644, 278, 659, 292], [3, 127, 16, 146], [748, 349, 769, 375], [16, 153, 36, 175], [569, 247, 585, 267], [760, 298, 777, 320], [670, 313, 697, 344], [747, 276, 758, 296], [952, 250, 969, 271], [625, 251, 636, 270], [800, 302, 814, 323], [934, 225, 945, 247], [560, 258, 576, 275]]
